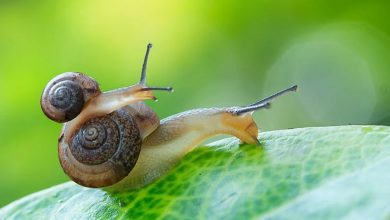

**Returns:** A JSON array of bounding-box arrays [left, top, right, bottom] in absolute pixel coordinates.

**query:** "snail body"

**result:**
[[41, 44, 297, 189]]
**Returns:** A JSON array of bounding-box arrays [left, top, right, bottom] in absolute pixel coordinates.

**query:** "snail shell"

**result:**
[[41, 72, 101, 123], [40, 71, 162, 187], [59, 107, 142, 188]]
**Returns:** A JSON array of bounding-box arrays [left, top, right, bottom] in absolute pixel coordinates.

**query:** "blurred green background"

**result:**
[[1, 0, 390, 207]]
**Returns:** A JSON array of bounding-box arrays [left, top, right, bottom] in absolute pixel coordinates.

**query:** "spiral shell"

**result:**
[[41, 72, 101, 123], [59, 107, 142, 188]]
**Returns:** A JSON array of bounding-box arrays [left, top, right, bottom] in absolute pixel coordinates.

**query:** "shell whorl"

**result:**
[[41, 72, 100, 123], [59, 108, 142, 188]]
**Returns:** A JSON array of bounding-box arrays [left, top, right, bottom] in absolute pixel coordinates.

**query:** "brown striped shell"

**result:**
[[40, 72, 161, 188], [40, 72, 101, 123], [59, 108, 142, 188]]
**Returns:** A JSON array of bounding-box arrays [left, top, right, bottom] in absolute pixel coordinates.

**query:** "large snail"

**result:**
[[40, 44, 297, 189]]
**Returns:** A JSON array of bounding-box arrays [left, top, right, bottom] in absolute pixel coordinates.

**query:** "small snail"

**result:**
[[41, 44, 297, 189]]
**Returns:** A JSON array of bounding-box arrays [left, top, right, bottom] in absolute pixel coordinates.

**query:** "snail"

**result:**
[[40, 43, 297, 189]]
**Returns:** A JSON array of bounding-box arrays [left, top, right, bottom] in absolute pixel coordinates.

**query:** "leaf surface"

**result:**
[[1, 126, 390, 220]]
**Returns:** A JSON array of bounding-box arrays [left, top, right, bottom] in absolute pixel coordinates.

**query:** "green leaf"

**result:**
[[1, 126, 390, 219]]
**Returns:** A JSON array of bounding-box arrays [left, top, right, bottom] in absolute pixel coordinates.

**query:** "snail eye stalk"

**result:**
[[139, 43, 153, 85], [248, 85, 297, 107], [231, 85, 298, 115]]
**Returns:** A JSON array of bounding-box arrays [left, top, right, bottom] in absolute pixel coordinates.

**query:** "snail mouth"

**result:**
[[133, 89, 157, 101]]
